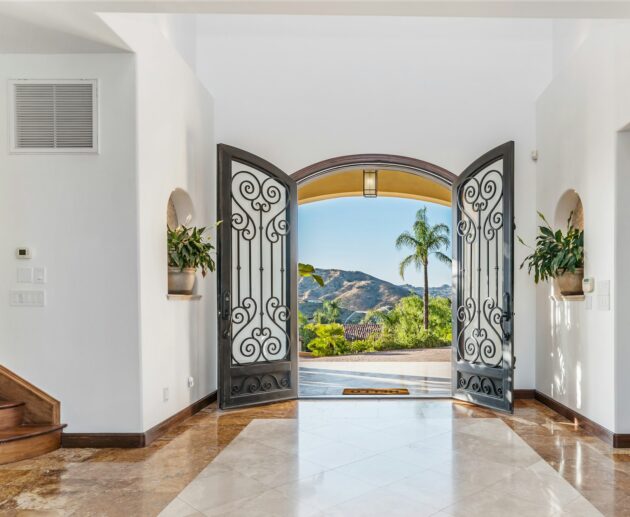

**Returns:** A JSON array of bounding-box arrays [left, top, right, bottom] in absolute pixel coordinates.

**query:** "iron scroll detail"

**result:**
[[229, 168, 292, 368], [455, 168, 504, 369]]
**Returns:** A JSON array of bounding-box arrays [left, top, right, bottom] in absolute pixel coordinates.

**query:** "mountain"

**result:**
[[400, 283, 452, 299], [298, 268, 451, 321]]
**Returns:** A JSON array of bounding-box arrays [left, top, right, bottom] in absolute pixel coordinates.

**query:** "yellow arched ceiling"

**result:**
[[297, 169, 451, 206]]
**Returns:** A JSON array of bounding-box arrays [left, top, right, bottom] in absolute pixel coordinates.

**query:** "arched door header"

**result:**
[[292, 153, 456, 187]]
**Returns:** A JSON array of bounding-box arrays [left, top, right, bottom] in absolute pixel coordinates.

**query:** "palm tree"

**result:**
[[395, 207, 451, 330], [313, 300, 341, 324]]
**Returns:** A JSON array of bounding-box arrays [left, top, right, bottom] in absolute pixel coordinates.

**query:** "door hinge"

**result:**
[[512, 356, 517, 369]]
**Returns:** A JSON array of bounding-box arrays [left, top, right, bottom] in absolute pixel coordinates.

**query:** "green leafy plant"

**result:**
[[365, 295, 451, 350], [167, 224, 219, 277], [298, 263, 325, 287], [305, 323, 349, 357], [312, 300, 341, 324], [298, 311, 316, 352], [519, 212, 584, 283], [348, 337, 377, 354]]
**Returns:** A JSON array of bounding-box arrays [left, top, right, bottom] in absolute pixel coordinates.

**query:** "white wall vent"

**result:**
[[9, 80, 98, 154]]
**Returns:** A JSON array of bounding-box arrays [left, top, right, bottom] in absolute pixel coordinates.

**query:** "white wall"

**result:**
[[0, 54, 142, 433], [196, 15, 553, 389], [0, 18, 218, 433], [102, 14, 218, 430], [535, 21, 630, 432], [150, 14, 198, 71]]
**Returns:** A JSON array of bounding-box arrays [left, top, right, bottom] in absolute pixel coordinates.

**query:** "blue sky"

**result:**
[[298, 197, 452, 287]]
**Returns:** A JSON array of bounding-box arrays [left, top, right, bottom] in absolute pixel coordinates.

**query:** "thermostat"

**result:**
[[15, 247, 31, 259], [582, 277, 595, 293]]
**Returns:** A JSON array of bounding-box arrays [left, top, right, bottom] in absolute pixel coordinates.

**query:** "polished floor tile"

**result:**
[[162, 414, 601, 516], [1, 399, 625, 516]]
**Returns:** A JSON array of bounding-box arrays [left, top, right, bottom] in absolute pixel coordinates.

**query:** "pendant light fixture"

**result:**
[[363, 169, 378, 198]]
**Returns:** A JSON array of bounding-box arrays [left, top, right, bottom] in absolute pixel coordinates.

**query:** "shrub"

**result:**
[[298, 311, 316, 352], [305, 323, 349, 357], [348, 338, 377, 354], [368, 295, 451, 349]]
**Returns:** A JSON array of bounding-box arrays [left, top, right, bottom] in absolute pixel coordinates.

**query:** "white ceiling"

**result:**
[[1, 0, 629, 53]]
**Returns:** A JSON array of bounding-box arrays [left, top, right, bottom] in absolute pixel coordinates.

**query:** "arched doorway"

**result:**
[[293, 155, 456, 398], [217, 143, 515, 413]]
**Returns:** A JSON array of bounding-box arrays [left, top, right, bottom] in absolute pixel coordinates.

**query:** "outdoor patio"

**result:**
[[299, 348, 451, 397]]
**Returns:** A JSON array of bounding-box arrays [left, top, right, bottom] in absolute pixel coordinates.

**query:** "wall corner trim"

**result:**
[[61, 391, 217, 448]]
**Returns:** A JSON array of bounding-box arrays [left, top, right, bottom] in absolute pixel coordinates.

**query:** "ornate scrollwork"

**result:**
[[455, 165, 505, 379], [458, 373, 503, 398], [229, 167, 292, 369], [231, 372, 291, 396]]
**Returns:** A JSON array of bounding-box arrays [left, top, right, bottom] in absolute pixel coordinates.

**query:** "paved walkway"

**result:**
[[299, 348, 451, 397]]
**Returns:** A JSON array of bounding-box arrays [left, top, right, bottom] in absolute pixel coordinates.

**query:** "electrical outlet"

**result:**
[[162, 387, 169, 402], [188, 376, 194, 388]]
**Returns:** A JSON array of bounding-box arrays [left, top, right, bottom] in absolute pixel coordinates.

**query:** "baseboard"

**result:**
[[513, 389, 535, 399], [62, 391, 217, 448], [61, 432, 146, 448], [533, 390, 630, 448], [144, 391, 217, 445]]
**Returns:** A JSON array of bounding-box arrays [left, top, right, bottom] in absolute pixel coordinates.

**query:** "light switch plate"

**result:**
[[585, 296, 593, 310], [597, 294, 610, 311], [17, 267, 33, 283], [10, 290, 45, 307], [33, 267, 46, 284], [598, 280, 610, 295]]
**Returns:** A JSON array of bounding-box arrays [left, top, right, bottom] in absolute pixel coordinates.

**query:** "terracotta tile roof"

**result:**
[[343, 324, 382, 341]]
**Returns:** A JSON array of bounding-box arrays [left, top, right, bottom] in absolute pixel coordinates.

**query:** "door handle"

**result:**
[[221, 290, 231, 321], [500, 292, 512, 341]]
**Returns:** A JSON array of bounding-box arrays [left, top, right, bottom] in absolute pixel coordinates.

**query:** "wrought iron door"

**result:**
[[452, 142, 515, 413], [217, 145, 298, 409]]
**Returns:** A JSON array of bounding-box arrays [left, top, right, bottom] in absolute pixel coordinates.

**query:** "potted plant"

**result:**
[[519, 212, 584, 295], [167, 225, 218, 295]]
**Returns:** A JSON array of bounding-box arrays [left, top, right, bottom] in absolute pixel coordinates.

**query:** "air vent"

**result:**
[[10, 80, 97, 153]]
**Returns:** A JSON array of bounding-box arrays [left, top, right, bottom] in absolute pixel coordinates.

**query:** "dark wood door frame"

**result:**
[[292, 153, 457, 187]]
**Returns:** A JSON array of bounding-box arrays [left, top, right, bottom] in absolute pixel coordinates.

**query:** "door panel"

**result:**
[[452, 142, 515, 413], [217, 144, 298, 409]]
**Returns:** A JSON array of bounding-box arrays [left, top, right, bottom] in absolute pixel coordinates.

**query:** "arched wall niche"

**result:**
[[167, 188, 195, 229], [554, 189, 584, 230], [166, 188, 200, 298], [552, 189, 585, 300]]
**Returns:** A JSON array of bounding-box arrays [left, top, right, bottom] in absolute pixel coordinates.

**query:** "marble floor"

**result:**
[[298, 361, 451, 397], [2, 399, 630, 516]]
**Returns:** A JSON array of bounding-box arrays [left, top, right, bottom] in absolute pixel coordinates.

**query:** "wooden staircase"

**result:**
[[0, 366, 66, 465]]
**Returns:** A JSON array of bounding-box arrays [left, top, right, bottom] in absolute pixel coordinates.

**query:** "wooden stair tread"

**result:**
[[0, 424, 66, 444], [0, 401, 24, 410]]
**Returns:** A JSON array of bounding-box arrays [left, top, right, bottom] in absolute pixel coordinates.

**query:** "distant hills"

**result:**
[[298, 268, 450, 323]]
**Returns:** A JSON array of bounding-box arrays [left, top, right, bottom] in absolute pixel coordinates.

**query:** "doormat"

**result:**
[[342, 388, 410, 396]]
